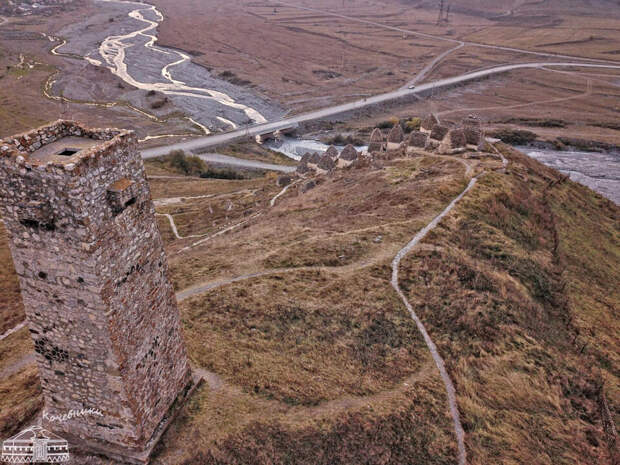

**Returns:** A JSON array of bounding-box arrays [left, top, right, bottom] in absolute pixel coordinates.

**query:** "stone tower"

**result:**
[[0, 121, 194, 464]]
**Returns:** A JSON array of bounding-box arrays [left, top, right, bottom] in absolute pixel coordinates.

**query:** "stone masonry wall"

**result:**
[[0, 121, 191, 455]]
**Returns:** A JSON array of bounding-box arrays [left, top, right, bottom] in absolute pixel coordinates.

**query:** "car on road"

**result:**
[[408, 85, 416, 89]]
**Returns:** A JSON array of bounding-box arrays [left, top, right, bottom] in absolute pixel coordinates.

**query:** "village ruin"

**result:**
[[295, 114, 486, 177]]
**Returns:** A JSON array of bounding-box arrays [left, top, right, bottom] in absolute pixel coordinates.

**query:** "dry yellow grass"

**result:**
[[0, 145, 617, 464], [396, 146, 618, 464], [0, 224, 24, 334], [0, 329, 39, 438]]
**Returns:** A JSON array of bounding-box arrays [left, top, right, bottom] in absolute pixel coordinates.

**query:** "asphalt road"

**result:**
[[141, 62, 620, 159], [195, 153, 296, 173]]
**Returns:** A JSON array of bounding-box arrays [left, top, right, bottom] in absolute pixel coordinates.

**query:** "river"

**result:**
[[49, 0, 282, 133], [518, 147, 620, 204], [266, 137, 367, 161]]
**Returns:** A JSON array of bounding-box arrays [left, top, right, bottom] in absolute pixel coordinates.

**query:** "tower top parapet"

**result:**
[[0, 120, 134, 174]]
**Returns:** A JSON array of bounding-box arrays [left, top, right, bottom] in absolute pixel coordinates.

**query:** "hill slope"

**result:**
[[152, 146, 618, 464], [0, 146, 617, 464]]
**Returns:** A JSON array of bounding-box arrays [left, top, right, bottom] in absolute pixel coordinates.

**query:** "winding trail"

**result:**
[[270, 180, 299, 207], [0, 322, 26, 343], [155, 213, 216, 240], [177, 268, 292, 302], [278, 2, 620, 65], [404, 42, 465, 88], [177, 212, 262, 254], [157, 213, 183, 239], [439, 73, 593, 117], [154, 193, 216, 208], [390, 176, 479, 465], [173, 158, 483, 464], [196, 153, 295, 173]]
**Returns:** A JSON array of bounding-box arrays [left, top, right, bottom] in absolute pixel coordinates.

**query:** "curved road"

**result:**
[[278, 2, 620, 65], [404, 42, 465, 88], [196, 153, 295, 173], [141, 62, 620, 159]]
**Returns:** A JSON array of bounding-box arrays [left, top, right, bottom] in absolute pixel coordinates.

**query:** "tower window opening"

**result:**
[[58, 148, 79, 156]]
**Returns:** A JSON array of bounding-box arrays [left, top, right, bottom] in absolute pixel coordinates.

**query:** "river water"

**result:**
[[51, 0, 282, 133], [518, 147, 620, 204], [266, 137, 367, 161]]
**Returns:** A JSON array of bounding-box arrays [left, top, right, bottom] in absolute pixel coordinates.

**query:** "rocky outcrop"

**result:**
[[368, 128, 385, 153]]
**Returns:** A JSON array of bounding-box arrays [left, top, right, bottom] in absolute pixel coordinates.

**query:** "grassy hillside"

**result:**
[[0, 146, 617, 463], [153, 147, 618, 464], [0, 224, 24, 335], [398, 145, 619, 464]]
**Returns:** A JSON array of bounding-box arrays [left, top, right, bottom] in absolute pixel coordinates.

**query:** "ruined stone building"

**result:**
[[387, 125, 404, 150], [0, 121, 194, 464], [368, 128, 386, 153], [420, 114, 440, 133]]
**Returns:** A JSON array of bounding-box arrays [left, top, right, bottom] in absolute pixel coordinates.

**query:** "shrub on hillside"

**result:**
[[376, 117, 399, 129], [166, 150, 208, 176], [199, 168, 247, 180], [404, 117, 421, 133], [322, 134, 365, 146], [488, 129, 538, 145]]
